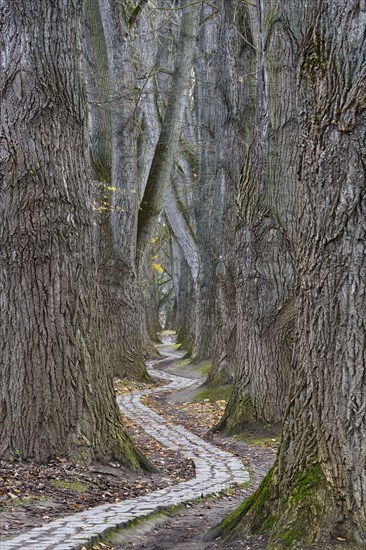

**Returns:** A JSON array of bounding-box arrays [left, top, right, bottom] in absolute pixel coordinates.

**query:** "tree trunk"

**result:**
[[96, 0, 151, 381], [170, 239, 196, 351], [207, 0, 256, 386], [191, 3, 218, 362], [0, 0, 151, 469], [136, 0, 200, 269], [164, 177, 199, 288], [215, 1, 366, 546], [219, 0, 298, 431], [143, 255, 162, 343]]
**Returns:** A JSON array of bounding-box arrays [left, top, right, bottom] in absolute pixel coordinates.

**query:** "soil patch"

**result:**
[[107, 360, 348, 550], [0, 414, 194, 539]]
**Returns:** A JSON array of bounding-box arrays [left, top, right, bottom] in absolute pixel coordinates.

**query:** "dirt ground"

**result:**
[[108, 356, 277, 550], [0, 419, 195, 539], [106, 357, 352, 550], [1, 348, 352, 549]]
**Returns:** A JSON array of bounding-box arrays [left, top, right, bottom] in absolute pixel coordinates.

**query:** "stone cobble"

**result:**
[[1, 351, 249, 550]]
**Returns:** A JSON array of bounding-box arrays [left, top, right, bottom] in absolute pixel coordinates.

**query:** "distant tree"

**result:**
[[136, 0, 200, 269], [189, 2, 219, 362], [0, 0, 151, 469], [214, 0, 366, 546]]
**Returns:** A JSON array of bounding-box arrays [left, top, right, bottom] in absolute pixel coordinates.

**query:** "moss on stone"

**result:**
[[13, 495, 47, 506]]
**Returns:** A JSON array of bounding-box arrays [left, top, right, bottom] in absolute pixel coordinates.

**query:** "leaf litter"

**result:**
[[0, 410, 194, 539]]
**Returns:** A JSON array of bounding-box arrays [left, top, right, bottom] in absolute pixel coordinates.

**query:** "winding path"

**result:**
[[1, 350, 249, 550]]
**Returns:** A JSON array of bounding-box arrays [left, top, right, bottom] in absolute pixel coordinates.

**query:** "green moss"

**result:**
[[266, 464, 329, 548], [194, 385, 232, 403], [206, 368, 232, 387], [173, 358, 212, 377], [276, 527, 306, 547], [214, 466, 275, 538], [13, 495, 47, 506], [262, 513, 275, 530], [50, 480, 88, 493], [181, 346, 193, 359], [217, 391, 256, 435], [169, 343, 183, 351], [198, 360, 212, 376], [176, 358, 191, 368], [114, 430, 157, 473], [290, 463, 324, 504], [115, 379, 134, 388], [235, 434, 280, 448], [214, 461, 362, 549]]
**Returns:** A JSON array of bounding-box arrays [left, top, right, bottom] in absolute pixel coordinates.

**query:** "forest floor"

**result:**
[[0, 344, 350, 549], [108, 353, 274, 550], [107, 351, 352, 550]]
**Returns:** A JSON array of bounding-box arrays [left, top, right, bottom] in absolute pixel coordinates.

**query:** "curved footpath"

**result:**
[[1, 351, 249, 550]]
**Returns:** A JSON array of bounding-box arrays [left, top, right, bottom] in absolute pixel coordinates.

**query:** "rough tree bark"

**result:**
[[191, 3, 218, 362], [95, 0, 151, 380], [0, 0, 151, 468], [215, 1, 366, 547], [207, 0, 256, 386], [164, 177, 199, 288], [218, 0, 298, 431], [163, 104, 200, 348], [135, 1, 168, 197]]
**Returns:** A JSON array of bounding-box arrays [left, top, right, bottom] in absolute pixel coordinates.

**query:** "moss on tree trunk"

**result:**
[[214, 388, 256, 435], [213, 463, 364, 548]]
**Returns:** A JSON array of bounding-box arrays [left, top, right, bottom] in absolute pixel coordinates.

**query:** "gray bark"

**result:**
[[192, 3, 219, 362], [96, 0, 151, 380], [207, 0, 256, 386], [170, 239, 196, 350], [0, 0, 151, 469], [219, 0, 299, 430], [136, 0, 200, 270], [164, 178, 199, 287], [216, 1, 366, 546], [135, 1, 173, 196]]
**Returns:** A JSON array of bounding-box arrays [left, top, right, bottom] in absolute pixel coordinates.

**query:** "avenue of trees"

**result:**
[[1, 0, 365, 548]]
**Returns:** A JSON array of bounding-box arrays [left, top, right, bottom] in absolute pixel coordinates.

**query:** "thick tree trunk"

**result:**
[[96, 0, 151, 381], [135, 2, 161, 197], [192, 4, 218, 362], [219, 0, 298, 431], [84, 0, 112, 184], [0, 0, 151, 469], [215, 1, 366, 546], [207, 0, 256, 386]]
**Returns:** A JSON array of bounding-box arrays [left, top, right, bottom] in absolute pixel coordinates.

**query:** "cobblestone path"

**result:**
[[1, 351, 249, 550]]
